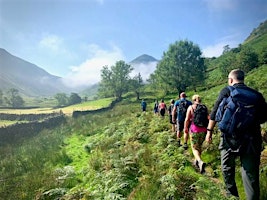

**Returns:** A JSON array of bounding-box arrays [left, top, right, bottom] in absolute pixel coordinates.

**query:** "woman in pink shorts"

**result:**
[[184, 94, 209, 173]]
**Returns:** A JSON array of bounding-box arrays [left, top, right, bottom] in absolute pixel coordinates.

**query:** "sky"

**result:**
[[0, 0, 266, 87]]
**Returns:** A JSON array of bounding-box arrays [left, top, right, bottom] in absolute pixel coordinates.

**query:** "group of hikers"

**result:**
[[141, 69, 267, 200]]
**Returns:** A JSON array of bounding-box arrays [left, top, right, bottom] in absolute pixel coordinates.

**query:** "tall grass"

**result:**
[[0, 67, 266, 199]]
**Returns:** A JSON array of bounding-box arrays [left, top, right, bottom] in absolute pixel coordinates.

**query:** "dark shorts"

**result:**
[[177, 121, 184, 131], [160, 109, 165, 116]]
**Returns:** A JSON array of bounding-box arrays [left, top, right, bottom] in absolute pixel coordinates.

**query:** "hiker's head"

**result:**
[[180, 92, 186, 98], [170, 99, 175, 104], [192, 94, 201, 103], [228, 69, 245, 85]]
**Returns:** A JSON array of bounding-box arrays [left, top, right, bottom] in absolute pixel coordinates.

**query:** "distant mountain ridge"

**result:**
[[0, 48, 70, 97], [245, 20, 267, 42], [129, 54, 158, 64]]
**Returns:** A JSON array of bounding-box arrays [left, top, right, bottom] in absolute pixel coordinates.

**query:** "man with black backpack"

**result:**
[[172, 92, 192, 148], [206, 69, 267, 199]]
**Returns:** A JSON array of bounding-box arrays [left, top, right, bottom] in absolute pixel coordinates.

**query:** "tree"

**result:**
[[152, 40, 205, 93], [69, 93, 82, 105], [6, 88, 24, 108], [129, 73, 144, 100], [237, 46, 258, 72], [218, 51, 238, 78], [223, 45, 231, 54], [98, 60, 133, 100], [54, 93, 68, 107], [258, 48, 267, 65]]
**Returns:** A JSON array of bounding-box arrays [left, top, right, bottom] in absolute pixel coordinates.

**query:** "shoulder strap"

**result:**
[[227, 85, 235, 94]]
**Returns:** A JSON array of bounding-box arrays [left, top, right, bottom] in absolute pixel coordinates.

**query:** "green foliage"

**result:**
[[258, 48, 267, 65], [237, 46, 258, 72], [129, 73, 144, 100], [218, 51, 238, 78], [68, 92, 82, 105], [152, 40, 206, 93], [54, 92, 68, 106], [5, 88, 25, 107], [1, 20, 267, 200], [98, 60, 133, 99]]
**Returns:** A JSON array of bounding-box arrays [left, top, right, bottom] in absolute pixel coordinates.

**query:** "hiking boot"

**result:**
[[183, 143, 188, 150], [194, 159, 199, 168], [198, 160, 206, 174], [177, 140, 181, 147]]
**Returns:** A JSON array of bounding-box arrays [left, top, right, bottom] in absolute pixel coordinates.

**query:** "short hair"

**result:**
[[170, 99, 175, 104], [192, 94, 201, 102], [229, 69, 245, 81]]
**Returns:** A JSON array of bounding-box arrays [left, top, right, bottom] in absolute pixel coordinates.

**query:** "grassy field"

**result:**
[[0, 97, 114, 127], [0, 97, 114, 115]]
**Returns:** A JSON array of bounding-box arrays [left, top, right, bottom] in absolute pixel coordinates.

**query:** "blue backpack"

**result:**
[[215, 86, 258, 139]]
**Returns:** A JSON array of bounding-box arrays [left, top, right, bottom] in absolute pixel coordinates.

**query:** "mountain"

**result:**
[[245, 20, 267, 43], [129, 54, 159, 82], [0, 48, 71, 97], [129, 54, 158, 64]]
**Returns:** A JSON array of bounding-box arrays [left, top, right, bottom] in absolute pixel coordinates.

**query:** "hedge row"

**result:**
[[0, 115, 66, 146]]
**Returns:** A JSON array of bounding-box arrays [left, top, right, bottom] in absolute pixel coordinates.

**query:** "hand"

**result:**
[[205, 131, 212, 143]]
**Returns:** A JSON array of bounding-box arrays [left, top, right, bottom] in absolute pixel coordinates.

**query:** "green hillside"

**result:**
[[0, 95, 266, 199], [0, 20, 267, 199]]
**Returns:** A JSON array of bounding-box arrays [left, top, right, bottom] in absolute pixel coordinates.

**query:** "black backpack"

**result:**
[[193, 104, 209, 127], [177, 100, 188, 121]]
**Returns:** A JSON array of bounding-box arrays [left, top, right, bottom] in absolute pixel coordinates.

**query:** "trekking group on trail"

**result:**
[[141, 69, 267, 200]]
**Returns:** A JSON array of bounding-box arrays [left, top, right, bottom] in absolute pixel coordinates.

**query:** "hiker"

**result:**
[[153, 100, 159, 115], [168, 99, 176, 133], [159, 99, 167, 117], [141, 99, 147, 112], [206, 69, 267, 199], [184, 94, 209, 173], [172, 92, 192, 148]]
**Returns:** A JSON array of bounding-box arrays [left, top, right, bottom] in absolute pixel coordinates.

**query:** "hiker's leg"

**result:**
[[184, 131, 189, 144], [221, 148, 239, 197], [176, 121, 183, 139], [240, 152, 260, 200], [190, 133, 201, 161], [191, 132, 206, 173]]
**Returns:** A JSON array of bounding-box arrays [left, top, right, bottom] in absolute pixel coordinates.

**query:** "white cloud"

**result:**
[[202, 33, 241, 57], [130, 61, 158, 82], [39, 34, 63, 53], [202, 43, 225, 57], [62, 44, 124, 87]]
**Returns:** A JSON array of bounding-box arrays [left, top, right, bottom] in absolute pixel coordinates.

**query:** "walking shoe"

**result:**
[[194, 159, 199, 168], [198, 160, 206, 174], [177, 140, 181, 147], [183, 143, 188, 150]]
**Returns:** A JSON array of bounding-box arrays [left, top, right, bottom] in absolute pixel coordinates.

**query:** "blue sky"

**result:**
[[0, 0, 266, 87]]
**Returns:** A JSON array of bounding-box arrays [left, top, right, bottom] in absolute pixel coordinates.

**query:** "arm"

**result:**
[[184, 105, 192, 134], [206, 87, 230, 143], [172, 102, 178, 122], [258, 94, 267, 124]]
